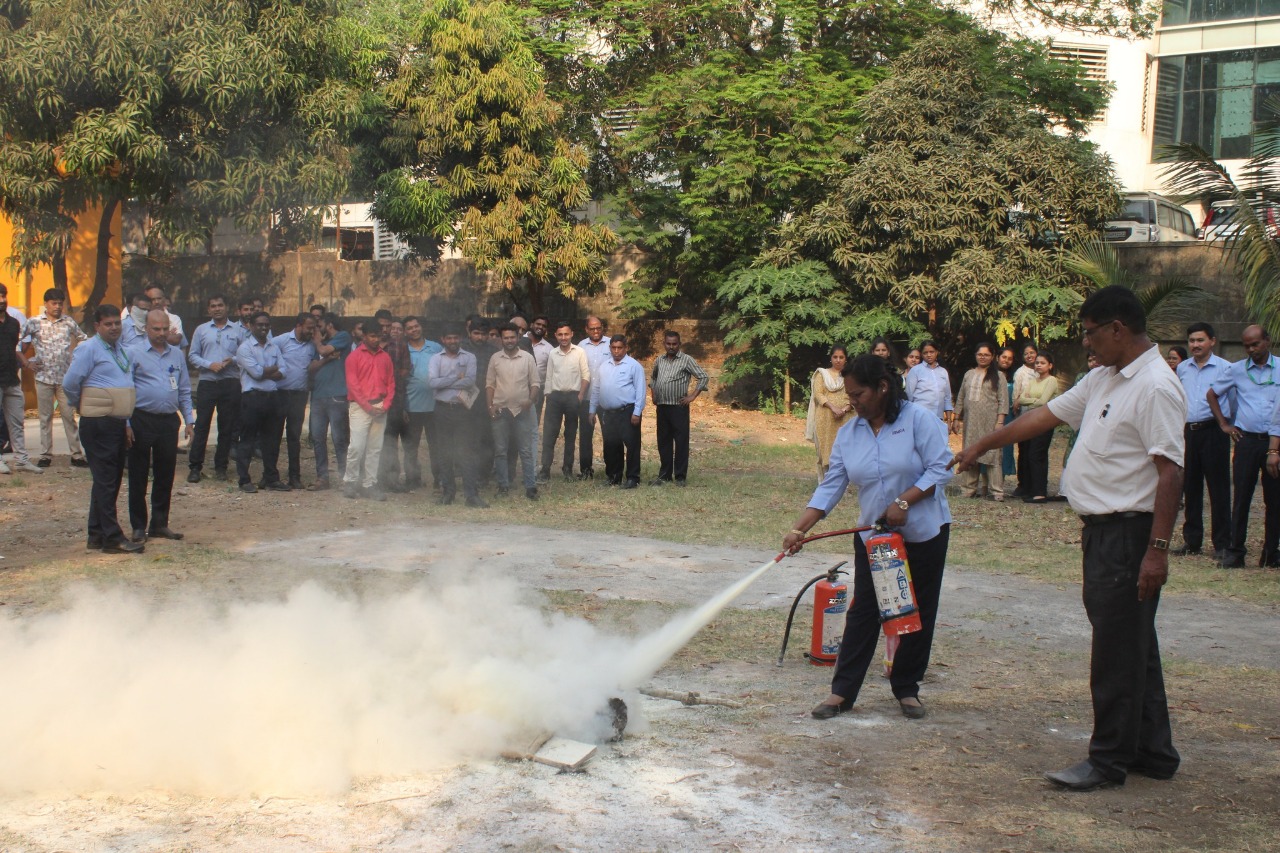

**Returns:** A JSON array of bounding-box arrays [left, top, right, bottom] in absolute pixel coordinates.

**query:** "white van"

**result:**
[[1199, 199, 1280, 242], [1104, 193, 1198, 243]]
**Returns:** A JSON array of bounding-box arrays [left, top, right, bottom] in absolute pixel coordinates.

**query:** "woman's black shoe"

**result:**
[[810, 698, 854, 719]]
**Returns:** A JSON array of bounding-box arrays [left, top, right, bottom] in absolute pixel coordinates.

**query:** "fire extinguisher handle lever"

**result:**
[[827, 560, 848, 580]]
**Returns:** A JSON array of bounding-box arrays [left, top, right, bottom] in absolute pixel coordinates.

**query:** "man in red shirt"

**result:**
[[344, 324, 395, 501]]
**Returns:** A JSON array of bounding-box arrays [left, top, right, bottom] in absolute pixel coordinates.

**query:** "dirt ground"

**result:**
[[0, 404, 1277, 852]]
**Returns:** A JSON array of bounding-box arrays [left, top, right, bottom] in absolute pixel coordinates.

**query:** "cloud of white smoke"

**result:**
[[0, 573, 640, 797]]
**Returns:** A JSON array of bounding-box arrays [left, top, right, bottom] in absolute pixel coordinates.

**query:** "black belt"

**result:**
[[1186, 419, 1216, 431], [135, 409, 179, 417], [1080, 511, 1152, 527], [243, 389, 276, 395], [438, 400, 466, 406], [1240, 431, 1270, 440], [603, 405, 632, 413]]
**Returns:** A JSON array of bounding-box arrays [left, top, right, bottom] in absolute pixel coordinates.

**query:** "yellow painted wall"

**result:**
[[0, 204, 122, 324]]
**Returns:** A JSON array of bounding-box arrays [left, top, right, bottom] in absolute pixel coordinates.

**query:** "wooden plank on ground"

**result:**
[[499, 731, 553, 761], [532, 736, 597, 771]]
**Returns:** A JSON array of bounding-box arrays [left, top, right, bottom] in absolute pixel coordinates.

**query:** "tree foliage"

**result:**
[[0, 0, 364, 302], [766, 29, 1118, 347], [372, 0, 616, 312]]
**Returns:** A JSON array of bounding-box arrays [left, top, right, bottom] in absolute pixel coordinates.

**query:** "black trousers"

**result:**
[[540, 390, 580, 474], [577, 395, 595, 474], [1227, 433, 1280, 563], [189, 378, 240, 473], [277, 388, 308, 481], [128, 410, 179, 532], [404, 411, 441, 488], [1081, 513, 1179, 781], [1023, 427, 1053, 497], [470, 403, 495, 485], [1182, 423, 1231, 553], [235, 390, 283, 486], [380, 399, 408, 484], [599, 407, 641, 483], [831, 526, 949, 703], [80, 415, 129, 544], [435, 401, 479, 500], [655, 403, 691, 481]]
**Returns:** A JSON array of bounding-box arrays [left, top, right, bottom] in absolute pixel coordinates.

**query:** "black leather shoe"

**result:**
[[187, 469, 202, 483], [1171, 546, 1201, 556], [465, 496, 490, 508], [621, 479, 639, 489], [266, 480, 291, 491], [103, 539, 145, 555], [526, 487, 539, 500], [213, 468, 229, 481], [148, 527, 184, 540], [1220, 555, 1245, 568], [70, 457, 89, 468], [86, 536, 104, 550], [577, 469, 594, 481], [810, 698, 853, 719], [1044, 760, 1116, 791], [36, 457, 51, 468], [131, 529, 147, 543], [239, 483, 258, 494], [899, 697, 927, 719], [288, 477, 304, 490]]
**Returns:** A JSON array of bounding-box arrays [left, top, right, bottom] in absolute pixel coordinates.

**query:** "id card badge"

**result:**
[[169, 375, 179, 390]]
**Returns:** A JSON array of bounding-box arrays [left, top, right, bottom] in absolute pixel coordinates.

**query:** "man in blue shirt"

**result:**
[[402, 316, 444, 491], [233, 312, 288, 493], [272, 313, 319, 489], [1175, 321, 1232, 558], [589, 334, 646, 488], [126, 309, 194, 543], [63, 305, 144, 554], [120, 291, 152, 349], [186, 294, 246, 483], [1208, 324, 1280, 567], [431, 324, 486, 506], [307, 313, 351, 489]]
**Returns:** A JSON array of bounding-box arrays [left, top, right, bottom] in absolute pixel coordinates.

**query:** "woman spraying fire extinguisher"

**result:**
[[782, 354, 953, 720]]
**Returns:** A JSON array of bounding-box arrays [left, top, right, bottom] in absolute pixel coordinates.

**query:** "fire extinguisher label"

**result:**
[[868, 539, 917, 622], [821, 589, 848, 656]]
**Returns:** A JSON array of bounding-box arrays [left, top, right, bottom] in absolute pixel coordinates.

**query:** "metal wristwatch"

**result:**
[[894, 499, 910, 511], [1150, 538, 1169, 551]]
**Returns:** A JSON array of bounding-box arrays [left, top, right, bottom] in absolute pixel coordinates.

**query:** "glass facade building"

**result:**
[[1162, 0, 1280, 26], [1152, 47, 1280, 158]]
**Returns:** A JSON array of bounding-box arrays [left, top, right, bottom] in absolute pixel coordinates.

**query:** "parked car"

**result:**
[[1198, 199, 1280, 242], [1104, 192, 1198, 243]]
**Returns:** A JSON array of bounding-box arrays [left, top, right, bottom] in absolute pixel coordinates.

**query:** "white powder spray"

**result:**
[[0, 559, 779, 797]]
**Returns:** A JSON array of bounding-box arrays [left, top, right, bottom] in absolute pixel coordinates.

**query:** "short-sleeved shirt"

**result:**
[[1177, 353, 1231, 423], [272, 330, 318, 392], [1211, 355, 1280, 434], [235, 337, 284, 392], [1048, 345, 1186, 516], [406, 339, 445, 412], [311, 331, 352, 398], [22, 314, 87, 385], [807, 401, 953, 544]]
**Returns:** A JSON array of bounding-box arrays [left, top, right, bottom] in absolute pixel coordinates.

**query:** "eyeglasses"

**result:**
[[1080, 320, 1118, 340]]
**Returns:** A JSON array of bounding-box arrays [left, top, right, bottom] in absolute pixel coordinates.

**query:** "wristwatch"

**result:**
[[1150, 538, 1169, 551], [894, 499, 910, 511]]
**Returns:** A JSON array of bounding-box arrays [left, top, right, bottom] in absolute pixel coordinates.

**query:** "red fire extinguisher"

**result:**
[[776, 561, 848, 667], [865, 526, 922, 638]]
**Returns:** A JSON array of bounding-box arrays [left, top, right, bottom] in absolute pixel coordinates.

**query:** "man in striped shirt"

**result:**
[[649, 330, 709, 486]]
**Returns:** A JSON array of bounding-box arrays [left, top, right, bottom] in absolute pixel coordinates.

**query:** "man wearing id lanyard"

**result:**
[[63, 305, 143, 554], [125, 309, 193, 543], [1208, 324, 1280, 567], [233, 312, 289, 493]]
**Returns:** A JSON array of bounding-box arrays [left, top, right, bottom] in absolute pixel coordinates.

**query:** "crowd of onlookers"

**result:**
[[1, 282, 711, 553], [806, 321, 1280, 568]]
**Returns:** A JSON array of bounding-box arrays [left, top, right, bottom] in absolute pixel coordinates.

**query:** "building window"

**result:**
[[1152, 47, 1280, 159], [1048, 44, 1109, 83], [1162, 0, 1280, 27]]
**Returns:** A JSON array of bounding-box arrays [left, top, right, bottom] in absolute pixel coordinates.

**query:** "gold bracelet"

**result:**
[[790, 529, 808, 537]]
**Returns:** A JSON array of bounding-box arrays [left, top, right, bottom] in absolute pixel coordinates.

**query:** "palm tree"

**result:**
[[1158, 112, 1280, 333], [1062, 237, 1208, 340]]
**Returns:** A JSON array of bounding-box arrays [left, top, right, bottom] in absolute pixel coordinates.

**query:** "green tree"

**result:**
[[0, 0, 363, 308], [767, 29, 1118, 346], [372, 0, 616, 313]]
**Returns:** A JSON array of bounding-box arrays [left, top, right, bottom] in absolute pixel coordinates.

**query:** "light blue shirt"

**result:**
[[808, 401, 953, 543], [406, 340, 444, 412], [579, 338, 612, 385], [63, 335, 133, 409], [1177, 353, 1231, 423], [127, 339, 194, 422], [272, 330, 317, 391], [235, 336, 284, 392], [590, 354, 646, 416], [188, 319, 246, 382], [904, 362, 952, 418], [427, 348, 477, 404], [1212, 356, 1280, 434]]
